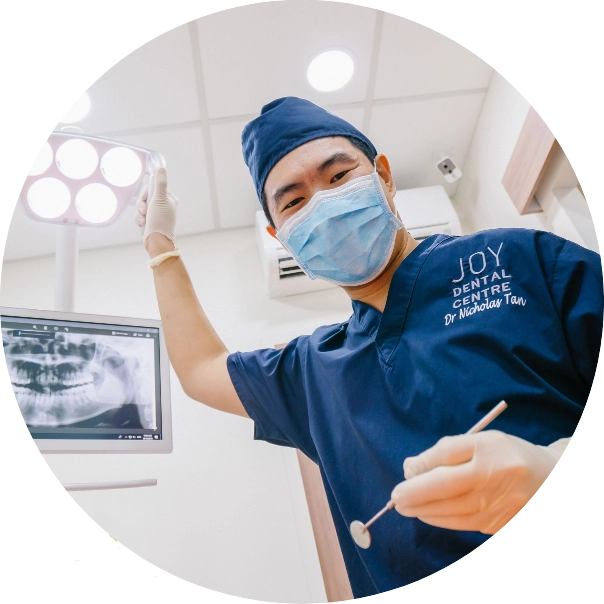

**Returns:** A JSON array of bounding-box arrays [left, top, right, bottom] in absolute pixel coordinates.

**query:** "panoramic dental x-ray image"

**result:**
[[3, 329, 155, 429]]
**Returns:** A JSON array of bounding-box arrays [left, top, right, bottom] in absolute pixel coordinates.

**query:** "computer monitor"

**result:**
[[1, 307, 172, 453]]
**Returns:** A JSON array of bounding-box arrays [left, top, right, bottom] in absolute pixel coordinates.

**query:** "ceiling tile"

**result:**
[[368, 93, 487, 196], [75, 24, 200, 134], [374, 15, 493, 100], [211, 119, 257, 229], [329, 106, 365, 131], [195, 2, 377, 120]]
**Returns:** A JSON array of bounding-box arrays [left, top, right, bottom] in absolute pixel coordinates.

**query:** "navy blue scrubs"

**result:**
[[227, 229, 603, 598]]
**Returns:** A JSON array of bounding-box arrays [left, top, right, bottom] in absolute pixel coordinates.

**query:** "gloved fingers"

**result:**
[[404, 434, 477, 479], [391, 462, 479, 512], [476, 508, 518, 535], [135, 198, 148, 216], [134, 186, 148, 228], [168, 190, 179, 208], [395, 488, 488, 518], [415, 511, 485, 533], [140, 184, 149, 203], [417, 507, 513, 534], [153, 167, 168, 198], [544, 437, 570, 461], [134, 197, 147, 227], [141, 168, 178, 242]]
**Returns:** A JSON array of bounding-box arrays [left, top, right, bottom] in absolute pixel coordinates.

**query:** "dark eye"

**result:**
[[284, 197, 303, 211], [331, 170, 349, 184]]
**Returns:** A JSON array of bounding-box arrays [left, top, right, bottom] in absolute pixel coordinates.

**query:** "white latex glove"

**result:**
[[134, 167, 178, 244], [391, 431, 570, 534]]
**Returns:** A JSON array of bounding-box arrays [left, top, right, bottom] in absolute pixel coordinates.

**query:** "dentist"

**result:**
[[136, 97, 602, 597]]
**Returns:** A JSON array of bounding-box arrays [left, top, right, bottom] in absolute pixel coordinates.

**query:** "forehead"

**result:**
[[263, 136, 366, 196]]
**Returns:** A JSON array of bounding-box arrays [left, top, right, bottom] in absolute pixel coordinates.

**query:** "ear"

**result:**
[[375, 153, 396, 196], [266, 225, 278, 239]]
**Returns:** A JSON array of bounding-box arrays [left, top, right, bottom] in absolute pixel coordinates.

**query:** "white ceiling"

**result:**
[[5, 1, 493, 261]]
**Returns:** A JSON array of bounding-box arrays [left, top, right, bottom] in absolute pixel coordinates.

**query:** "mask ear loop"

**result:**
[[373, 159, 404, 228]]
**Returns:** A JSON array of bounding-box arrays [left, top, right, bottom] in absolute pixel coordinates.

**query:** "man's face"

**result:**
[[263, 136, 397, 232]]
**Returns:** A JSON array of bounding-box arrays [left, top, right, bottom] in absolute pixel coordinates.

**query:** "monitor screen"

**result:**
[[1, 307, 172, 453]]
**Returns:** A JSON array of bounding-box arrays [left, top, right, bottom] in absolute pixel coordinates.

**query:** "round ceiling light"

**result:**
[[27, 178, 71, 219], [307, 50, 354, 92]]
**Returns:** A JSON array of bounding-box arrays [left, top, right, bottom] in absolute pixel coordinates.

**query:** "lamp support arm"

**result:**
[[55, 224, 78, 312]]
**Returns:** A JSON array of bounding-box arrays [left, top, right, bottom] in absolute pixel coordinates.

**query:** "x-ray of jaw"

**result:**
[[2, 331, 156, 429]]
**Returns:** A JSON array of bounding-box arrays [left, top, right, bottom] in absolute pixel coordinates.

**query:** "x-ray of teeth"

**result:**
[[2, 330, 156, 429]]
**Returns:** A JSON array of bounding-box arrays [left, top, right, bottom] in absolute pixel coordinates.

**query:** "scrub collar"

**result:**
[[351, 235, 450, 356]]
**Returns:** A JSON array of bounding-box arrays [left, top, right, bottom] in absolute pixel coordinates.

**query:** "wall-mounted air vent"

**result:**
[[278, 256, 305, 279]]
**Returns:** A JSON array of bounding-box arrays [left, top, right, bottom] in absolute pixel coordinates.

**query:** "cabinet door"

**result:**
[[502, 106, 557, 214], [296, 450, 353, 602], [274, 343, 352, 601]]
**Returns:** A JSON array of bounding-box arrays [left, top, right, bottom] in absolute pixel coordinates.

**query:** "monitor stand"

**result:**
[[55, 226, 157, 491]]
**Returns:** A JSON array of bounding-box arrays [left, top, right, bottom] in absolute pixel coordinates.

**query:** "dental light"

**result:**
[[20, 131, 165, 227], [18, 130, 165, 314]]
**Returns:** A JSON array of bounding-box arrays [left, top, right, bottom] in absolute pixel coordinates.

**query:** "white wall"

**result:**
[[453, 71, 589, 247], [0, 228, 354, 603]]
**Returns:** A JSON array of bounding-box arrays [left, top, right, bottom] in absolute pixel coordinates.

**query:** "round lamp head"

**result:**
[[19, 131, 164, 228], [27, 178, 71, 219]]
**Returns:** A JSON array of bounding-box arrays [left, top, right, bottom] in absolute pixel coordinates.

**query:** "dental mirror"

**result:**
[[350, 520, 372, 549], [350, 400, 508, 549]]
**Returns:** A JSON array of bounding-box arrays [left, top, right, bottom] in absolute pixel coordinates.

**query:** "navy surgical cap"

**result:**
[[242, 96, 378, 201]]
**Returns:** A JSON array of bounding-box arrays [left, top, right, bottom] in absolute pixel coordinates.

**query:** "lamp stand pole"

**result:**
[[53, 225, 157, 492], [55, 225, 78, 313]]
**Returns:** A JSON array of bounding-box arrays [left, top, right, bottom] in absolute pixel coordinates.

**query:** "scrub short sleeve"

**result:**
[[540, 233, 604, 388], [226, 338, 317, 459]]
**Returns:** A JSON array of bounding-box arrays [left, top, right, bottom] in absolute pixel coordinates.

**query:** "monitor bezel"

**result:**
[[1, 306, 173, 454]]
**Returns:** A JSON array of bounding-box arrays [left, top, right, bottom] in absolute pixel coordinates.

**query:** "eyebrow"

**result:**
[[316, 151, 357, 175], [272, 182, 303, 206], [271, 152, 358, 207]]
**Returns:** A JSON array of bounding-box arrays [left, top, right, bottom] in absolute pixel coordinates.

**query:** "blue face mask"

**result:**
[[276, 170, 404, 286]]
